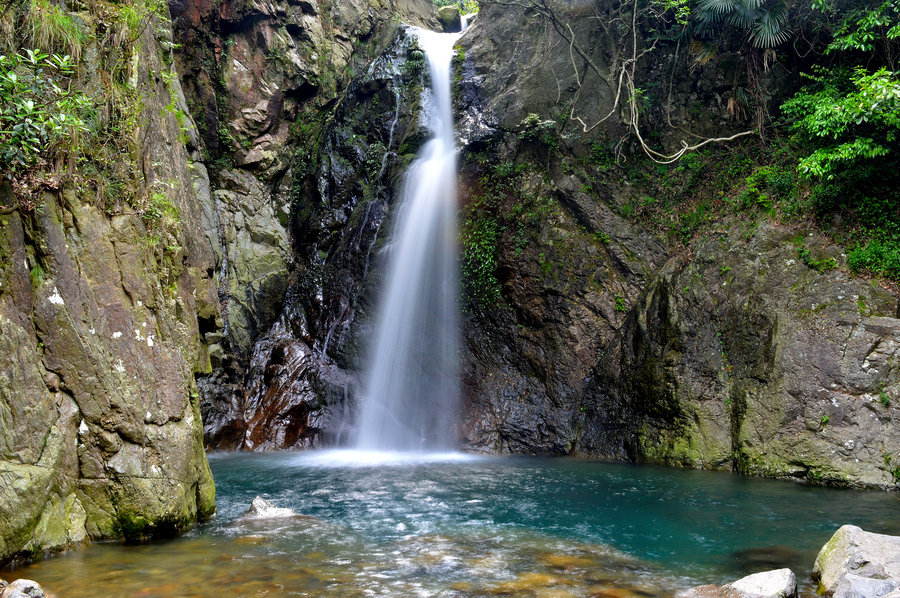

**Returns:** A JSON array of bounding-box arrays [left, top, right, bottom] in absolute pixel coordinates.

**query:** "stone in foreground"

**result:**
[[813, 525, 900, 597], [0, 579, 49, 598], [678, 568, 797, 598]]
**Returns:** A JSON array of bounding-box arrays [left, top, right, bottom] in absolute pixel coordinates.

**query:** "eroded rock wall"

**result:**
[[584, 225, 900, 486], [147, 0, 899, 492], [169, 0, 437, 448]]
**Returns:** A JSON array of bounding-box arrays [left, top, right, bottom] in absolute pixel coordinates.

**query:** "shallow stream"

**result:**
[[5, 452, 900, 597]]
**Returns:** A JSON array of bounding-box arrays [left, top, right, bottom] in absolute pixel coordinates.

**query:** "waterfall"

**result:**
[[354, 28, 462, 452]]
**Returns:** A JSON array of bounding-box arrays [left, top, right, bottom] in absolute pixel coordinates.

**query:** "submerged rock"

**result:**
[[679, 568, 797, 598], [812, 525, 900, 597], [245, 496, 297, 519]]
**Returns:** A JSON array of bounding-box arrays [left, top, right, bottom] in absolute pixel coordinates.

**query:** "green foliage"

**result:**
[[29, 263, 45, 287], [461, 211, 503, 307], [847, 236, 900, 279], [614, 295, 627, 312], [695, 0, 791, 47], [143, 189, 179, 225], [25, 0, 88, 61], [783, 65, 900, 280], [518, 113, 557, 148], [0, 50, 91, 180], [677, 201, 712, 243], [782, 67, 900, 180], [653, 0, 690, 25], [115, 0, 168, 42], [820, 414, 830, 426], [819, 0, 900, 54], [433, 0, 478, 14]]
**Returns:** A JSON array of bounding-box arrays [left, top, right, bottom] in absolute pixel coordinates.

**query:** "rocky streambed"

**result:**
[[3, 454, 899, 597]]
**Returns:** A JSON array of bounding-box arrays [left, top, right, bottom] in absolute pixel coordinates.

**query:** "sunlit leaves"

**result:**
[[822, 0, 900, 53], [0, 51, 91, 177], [782, 67, 900, 179]]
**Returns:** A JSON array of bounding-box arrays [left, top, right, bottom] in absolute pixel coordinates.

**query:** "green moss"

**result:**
[[115, 511, 188, 542]]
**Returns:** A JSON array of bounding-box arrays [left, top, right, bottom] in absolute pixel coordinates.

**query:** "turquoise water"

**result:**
[[6, 452, 900, 597]]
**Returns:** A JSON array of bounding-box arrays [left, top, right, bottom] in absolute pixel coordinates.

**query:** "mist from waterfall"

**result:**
[[354, 28, 462, 452]]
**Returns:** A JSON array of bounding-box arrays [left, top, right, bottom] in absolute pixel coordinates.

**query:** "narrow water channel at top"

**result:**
[[6, 454, 899, 597]]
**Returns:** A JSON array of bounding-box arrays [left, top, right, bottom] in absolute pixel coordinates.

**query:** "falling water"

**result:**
[[354, 28, 462, 452]]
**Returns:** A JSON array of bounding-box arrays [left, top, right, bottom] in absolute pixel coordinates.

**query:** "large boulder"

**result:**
[[812, 525, 900, 597]]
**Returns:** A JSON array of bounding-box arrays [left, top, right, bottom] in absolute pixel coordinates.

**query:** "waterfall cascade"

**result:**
[[353, 28, 463, 452]]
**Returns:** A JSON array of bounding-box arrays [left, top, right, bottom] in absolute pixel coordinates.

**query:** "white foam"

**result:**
[[291, 449, 481, 468]]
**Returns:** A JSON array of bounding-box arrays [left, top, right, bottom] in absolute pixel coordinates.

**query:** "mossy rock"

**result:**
[[437, 6, 461, 32]]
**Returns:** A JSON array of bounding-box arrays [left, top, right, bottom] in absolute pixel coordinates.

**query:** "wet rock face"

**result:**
[[184, 0, 898, 491], [0, 19, 216, 564], [449, 3, 899, 487], [199, 22, 436, 450], [169, 0, 437, 449], [584, 224, 900, 487]]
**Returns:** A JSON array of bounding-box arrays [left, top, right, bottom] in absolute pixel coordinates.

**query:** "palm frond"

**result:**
[[697, 0, 738, 20], [739, 0, 766, 10], [689, 40, 719, 67], [750, 1, 790, 47], [728, 3, 762, 30]]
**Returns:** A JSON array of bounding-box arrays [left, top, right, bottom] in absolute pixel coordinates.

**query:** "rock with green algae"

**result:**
[[585, 223, 900, 488], [812, 525, 900, 597], [437, 5, 461, 32], [0, 5, 217, 565]]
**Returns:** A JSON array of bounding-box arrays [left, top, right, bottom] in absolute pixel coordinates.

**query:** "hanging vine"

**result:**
[[480, 0, 757, 163]]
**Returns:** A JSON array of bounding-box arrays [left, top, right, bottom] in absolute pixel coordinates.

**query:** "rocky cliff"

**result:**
[[453, 3, 899, 488], [5, 0, 896, 569], [205, 0, 899, 490], [168, 0, 438, 449], [0, 9, 216, 563]]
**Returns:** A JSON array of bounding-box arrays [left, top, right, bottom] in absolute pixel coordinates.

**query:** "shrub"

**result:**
[[0, 50, 91, 180]]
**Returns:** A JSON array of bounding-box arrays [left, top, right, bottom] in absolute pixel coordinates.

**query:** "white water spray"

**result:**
[[354, 28, 462, 452]]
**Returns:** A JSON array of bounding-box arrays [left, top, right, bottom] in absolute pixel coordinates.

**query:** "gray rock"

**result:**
[[813, 525, 900, 597], [728, 569, 797, 598], [0, 579, 47, 598], [245, 496, 297, 518], [582, 223, 900, 488], [437, 5, 461, 32], [678, 569, 797, 598], [0, 7, 217, 564]]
